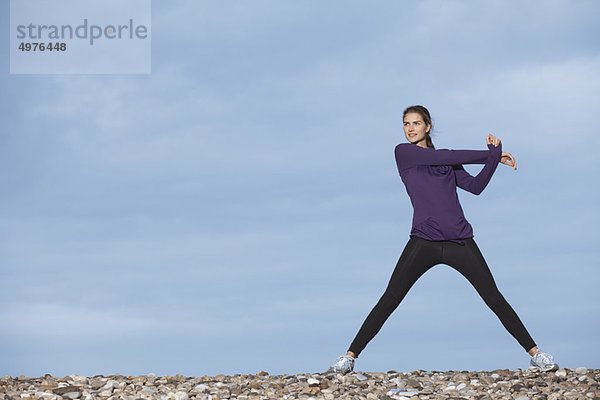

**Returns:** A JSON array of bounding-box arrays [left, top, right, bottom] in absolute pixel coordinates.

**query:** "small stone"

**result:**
[[480, 375, 494, 386], [166, 391, 188, 400], [100, 380, 116, 391], [68, 376, 87, 384], [89, 379, 105, 390], [452, 373, 469, 382], [388, 388, 405, 395], [406, 378, 421, 388], [192, 384, 208, 393], [511, 383, 526, 392], [307, 378, 319, 386], [249, 382, 260, 389], [213, 374, 226, 382], [555, 368, 567, 377], [52, 386, 81, 396], [37, 393, 59, 400], [575, 367, 588, 374], [392, 378, 407, 387], [515, 396, 529, 400], [456, 382, 467, 391], [442, 385, 456, 393], [61, 393, 81, 400], [386, 392, 410, 400]]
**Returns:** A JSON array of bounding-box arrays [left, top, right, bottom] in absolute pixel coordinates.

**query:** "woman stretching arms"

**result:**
[[329, 105, 557, 373]]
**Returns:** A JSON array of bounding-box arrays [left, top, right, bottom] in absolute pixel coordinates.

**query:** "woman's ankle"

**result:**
[[528, 346, 538, 357]]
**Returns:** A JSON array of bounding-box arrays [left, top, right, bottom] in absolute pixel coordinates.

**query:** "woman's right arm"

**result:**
[[395, 143, 493, 171]]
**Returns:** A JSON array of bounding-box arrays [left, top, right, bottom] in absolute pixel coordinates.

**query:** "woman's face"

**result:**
[[403, 112, 431, 148]]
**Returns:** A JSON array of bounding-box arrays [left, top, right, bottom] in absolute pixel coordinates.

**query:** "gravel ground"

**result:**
[[1, 367, 598, 400]]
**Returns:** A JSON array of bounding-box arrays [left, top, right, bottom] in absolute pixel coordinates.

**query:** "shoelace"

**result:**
[[334, 355, 354, 368], [533, 351, 554, 366]]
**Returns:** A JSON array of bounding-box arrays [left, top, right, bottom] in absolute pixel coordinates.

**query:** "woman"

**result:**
[[328, 105, 557, 373]]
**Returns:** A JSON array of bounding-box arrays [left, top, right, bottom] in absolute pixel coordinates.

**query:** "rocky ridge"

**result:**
[[1, 368, 598, 400]]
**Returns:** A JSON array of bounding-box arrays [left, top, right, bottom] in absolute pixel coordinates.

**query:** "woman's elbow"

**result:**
[[461, 183, 484, 195], [471, 184, 489, 195], [458, 181, 482, 195]]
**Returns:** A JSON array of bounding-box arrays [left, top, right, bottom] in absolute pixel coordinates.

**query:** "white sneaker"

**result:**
[[327, 354, 355, 374], [529, 349, 559, 372]]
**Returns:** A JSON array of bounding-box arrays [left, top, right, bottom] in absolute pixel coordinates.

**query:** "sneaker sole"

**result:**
[[528, 364, 559, 372]]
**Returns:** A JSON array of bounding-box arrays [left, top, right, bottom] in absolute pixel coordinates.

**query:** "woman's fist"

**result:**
[[486, 133, 500, 147]]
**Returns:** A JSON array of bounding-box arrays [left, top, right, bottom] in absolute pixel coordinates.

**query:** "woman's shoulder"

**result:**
[[395, 143, 415, 152], [395, 143, 437, 154]]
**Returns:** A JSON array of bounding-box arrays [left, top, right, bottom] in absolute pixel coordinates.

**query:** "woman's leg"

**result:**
[[442, 238, 536, 352], [348, 236, 440, 357]]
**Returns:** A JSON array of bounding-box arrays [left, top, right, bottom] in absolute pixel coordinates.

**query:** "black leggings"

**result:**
[[348, 236, 536, 357]]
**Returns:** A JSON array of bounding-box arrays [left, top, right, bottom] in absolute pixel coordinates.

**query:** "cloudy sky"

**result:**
[[1, 0, 599, 377]]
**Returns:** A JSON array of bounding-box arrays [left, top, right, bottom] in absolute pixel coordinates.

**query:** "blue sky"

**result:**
[[1, 0, 599, 377]]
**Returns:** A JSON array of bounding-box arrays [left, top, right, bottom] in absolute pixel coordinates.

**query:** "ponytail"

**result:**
[[425, 133, 434, 149]]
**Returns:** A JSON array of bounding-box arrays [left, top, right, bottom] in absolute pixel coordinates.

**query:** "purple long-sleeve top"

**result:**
[[394, 142, 503, 245]]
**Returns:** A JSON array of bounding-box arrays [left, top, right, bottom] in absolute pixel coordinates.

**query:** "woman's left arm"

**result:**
[[454, 134, 505, 195]]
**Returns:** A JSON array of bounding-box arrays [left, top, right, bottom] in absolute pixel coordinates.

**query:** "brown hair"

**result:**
[[403, 105, 434, 149]]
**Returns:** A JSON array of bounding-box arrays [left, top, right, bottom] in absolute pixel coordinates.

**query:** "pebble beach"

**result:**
[[2, 367, 598, 400]]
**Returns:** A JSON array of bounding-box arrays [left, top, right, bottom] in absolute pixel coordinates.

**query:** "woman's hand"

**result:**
[[486, 133, 500, 147], [486, 134, 516, 170], [500, 152, 517, 170]]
